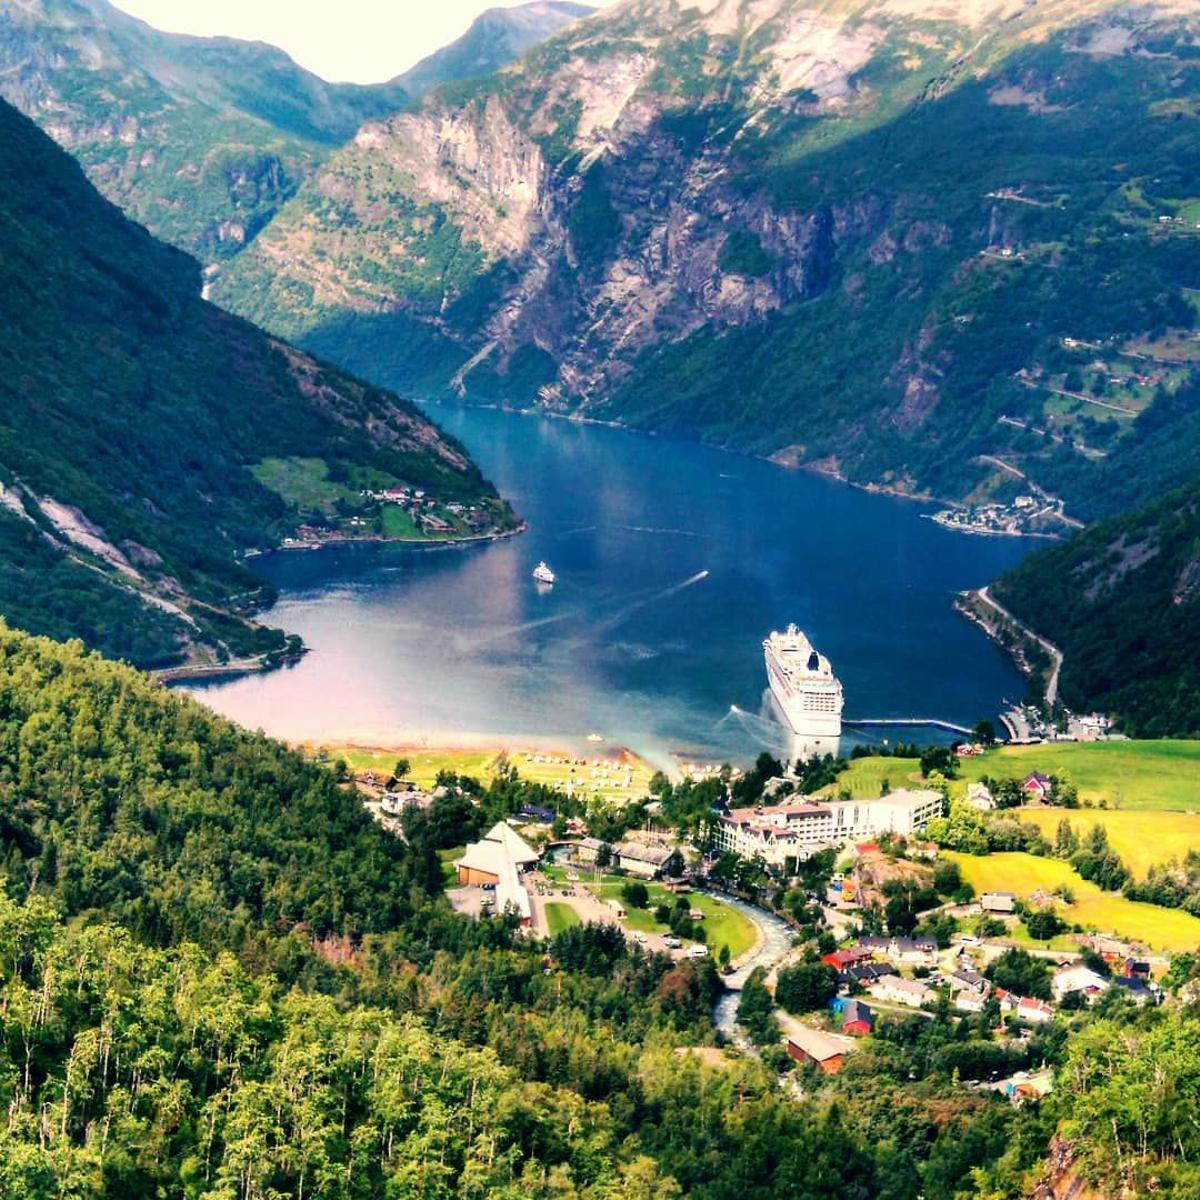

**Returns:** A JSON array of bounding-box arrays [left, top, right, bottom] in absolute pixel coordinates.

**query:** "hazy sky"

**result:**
[[110, 1, 614, 84]]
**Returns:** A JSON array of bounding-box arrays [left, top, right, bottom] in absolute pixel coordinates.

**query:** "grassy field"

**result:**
[[591, 876, 758, 960], [323, 744, 653, 805], [828, 742, 1200, 811], [822, 756, 922, 798], [252, 456, 355, 514], [1015, 808, 1200, 878], [947, 851, 1200, 953], [958, 741, 1200, 811], [544, 902, 582, 934]]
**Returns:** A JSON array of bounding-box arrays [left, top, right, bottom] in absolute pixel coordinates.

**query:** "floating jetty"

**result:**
[[842, 717, 976, 737]]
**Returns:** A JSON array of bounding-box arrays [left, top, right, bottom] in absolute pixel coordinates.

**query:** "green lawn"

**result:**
[[438, 846, 464, 890], [957, 741, 1200, 811], [380, 504, 426, 539], [544, 902, 581, 934], [947, 851, 1200, 953], [822, 756, 922, 799]]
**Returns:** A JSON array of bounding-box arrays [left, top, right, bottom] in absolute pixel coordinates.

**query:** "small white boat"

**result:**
[[532, 561, 556, 585]]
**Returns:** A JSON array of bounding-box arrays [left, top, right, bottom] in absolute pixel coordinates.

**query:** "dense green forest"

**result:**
[[0, 97, 507, 669], [993, 478, 1200, 736], [4, 621, 1200, 1194]]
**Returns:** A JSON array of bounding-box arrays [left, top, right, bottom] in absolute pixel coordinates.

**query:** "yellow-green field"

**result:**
[[318, 743, 654, 806], [1015, 808, 1200, 878], [947, 851, 1200, 953]]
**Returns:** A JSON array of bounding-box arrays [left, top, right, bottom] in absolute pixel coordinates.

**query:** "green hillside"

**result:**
[[992, 479, 1200, 735], [0, 97, 510, 670], [0, 0, 409, 257], [213, 0, 1200, 523]]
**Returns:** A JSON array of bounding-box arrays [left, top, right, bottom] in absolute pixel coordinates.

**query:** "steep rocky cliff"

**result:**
[[0, 0, 409, 256], [214, 0, 1200, 519]]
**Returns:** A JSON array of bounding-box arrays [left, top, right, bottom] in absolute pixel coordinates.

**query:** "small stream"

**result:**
[[705, 891, 795, 1038]]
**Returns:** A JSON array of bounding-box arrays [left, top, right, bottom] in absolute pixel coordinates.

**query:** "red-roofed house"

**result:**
[[1022, 773, 1053, 801]]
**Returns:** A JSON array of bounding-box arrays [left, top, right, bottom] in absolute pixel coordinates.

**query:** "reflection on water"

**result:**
[[182, 406, 1035, 768]]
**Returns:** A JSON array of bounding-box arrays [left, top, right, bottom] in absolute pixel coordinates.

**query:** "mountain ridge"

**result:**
[[0, 0, 410, 256], [399, 1, 594, 97], [212, 0, 1200, 524]]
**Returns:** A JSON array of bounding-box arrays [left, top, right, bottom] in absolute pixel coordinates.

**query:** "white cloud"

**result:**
[[109, 0, 614, 84]]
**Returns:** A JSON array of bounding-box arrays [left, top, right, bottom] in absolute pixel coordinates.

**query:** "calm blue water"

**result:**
[[183, 406, 1034, 767]]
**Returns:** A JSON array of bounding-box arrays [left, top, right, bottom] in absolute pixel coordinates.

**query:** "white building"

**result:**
[[868, 975, 933, 1008], [455, 822, 540, 925], [714, 789, 944, 868], [967, 783, 994, 811], [1052, 965, 1110, 1004]]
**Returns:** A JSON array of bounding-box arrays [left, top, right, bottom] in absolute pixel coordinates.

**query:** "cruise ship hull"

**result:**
[[764, 642, 844, 738]]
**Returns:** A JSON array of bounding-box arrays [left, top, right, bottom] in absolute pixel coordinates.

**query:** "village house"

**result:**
[[1022, 772, 1053, 802], [955, 991, 987, 1014], [840, 999, 874, 1037], [967, 782, 994, 811], [890, 937, 938, 966], [950, 967, 989, 996], [1111, 976, 1156, 1006], [574, 836, 608, 864], [1015, 996, 1055, 1024], [615, 841, 674, 878], [1052, 964, 1110, 1004], [785, 1025, 856, 1074], [822, 945, 876, 970], [868, 975, 932, 1008], [839, 962, 894, 989], [379, 787, 432, 815]]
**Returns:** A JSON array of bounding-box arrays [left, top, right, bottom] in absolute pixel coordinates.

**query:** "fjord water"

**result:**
[[184, 405, 1033, 766]]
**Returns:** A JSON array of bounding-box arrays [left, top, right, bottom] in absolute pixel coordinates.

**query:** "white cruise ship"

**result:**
[[532, 561, 556, 585], [763, 625, 844, 737]]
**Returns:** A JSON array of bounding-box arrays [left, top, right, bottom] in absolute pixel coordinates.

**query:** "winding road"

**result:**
[[977, 585, 1064, 708]]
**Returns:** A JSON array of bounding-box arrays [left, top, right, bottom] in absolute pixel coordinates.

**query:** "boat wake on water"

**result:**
[[589, 570, 710, 636]]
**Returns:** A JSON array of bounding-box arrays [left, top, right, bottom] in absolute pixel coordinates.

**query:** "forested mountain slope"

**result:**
[[214, 0, 1200, 521], [0, 97, 507, 670], [2, 614, 1199, 1196], [0, 0, 409, 256], [992, 478, 1200, 736], [399, 1, 594, 97]]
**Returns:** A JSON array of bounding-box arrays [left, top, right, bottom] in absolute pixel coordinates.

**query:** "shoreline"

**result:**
[[253, 520, 527, 558], [433, 397, 1072, 539]]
